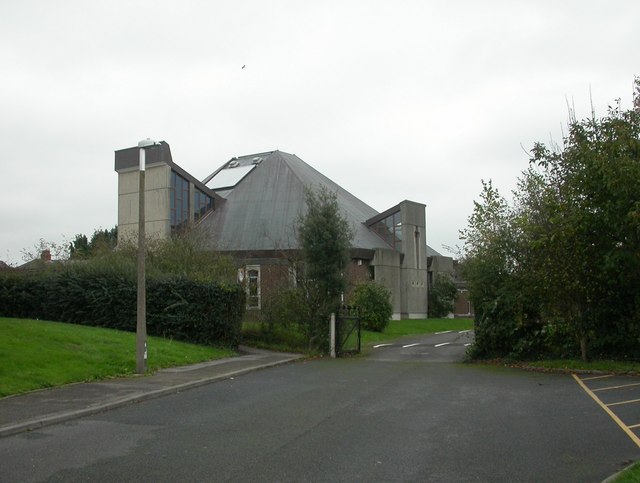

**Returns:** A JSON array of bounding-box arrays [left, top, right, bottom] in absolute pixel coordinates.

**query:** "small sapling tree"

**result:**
[[297, 186, 353, 350]]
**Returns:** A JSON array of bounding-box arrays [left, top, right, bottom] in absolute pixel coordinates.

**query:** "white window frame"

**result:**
[[246, 265, 261, 310]]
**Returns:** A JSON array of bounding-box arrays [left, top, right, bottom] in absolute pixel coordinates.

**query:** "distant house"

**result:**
[[452, 260, 474, 317], [427, 249, 474, 318], [115, 142, 435, 319], [16, 250, 57, 271]]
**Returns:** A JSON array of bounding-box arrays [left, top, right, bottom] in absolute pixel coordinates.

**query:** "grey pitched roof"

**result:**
[[426, 245, 443, 257], [198, 151, 391, 252]]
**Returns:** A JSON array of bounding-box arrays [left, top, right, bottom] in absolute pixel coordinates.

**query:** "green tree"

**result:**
[[428, 273, 458, 318], [69, 234, 90, 259], [462, 80, 640, 361], [528, 91, 640, 360], [297, 186, 353, 350], [460, 181, 536, 358], [69, 227, 118, 259]]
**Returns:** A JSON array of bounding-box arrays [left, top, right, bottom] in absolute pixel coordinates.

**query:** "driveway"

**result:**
[[1, 332, 638, 482], [367, 327, 473, 362]]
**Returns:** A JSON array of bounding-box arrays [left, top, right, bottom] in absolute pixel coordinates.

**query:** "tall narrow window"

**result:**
[[288, 265, 298, 288], [170, 171, 190, 233], [246, 265, 261, 309], [194, 188, 214, 222], [415, 228, 420, 269]]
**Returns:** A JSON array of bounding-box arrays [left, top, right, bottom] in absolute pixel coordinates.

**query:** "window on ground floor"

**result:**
[[246, 265, 261, 310]]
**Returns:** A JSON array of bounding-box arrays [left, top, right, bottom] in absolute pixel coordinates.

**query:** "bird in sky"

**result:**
[[241, 65, 246, 69]]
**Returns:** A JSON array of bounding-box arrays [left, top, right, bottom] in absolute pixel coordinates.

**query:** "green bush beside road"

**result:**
[[460, 84, 640, 363], [352, 281, 393, 333], [0, 270, 245, 348]]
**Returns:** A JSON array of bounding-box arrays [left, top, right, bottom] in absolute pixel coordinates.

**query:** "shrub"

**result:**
[[428, 273, 457, 318], [260, 288, 308, 333], [146, 231, 236, 283], [352, 281, 392, 332], [0, 271, 48, 319], [239, 287, 315, 352], [0, 268, 245, 348], [146, 276, 245, 346]]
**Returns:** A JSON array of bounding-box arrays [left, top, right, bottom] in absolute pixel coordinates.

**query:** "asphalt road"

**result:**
[[1, 330, 639, 482]]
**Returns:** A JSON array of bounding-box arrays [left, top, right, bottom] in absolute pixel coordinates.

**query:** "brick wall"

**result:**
[[454, 289, 474, 317], [242, 257, 374, 311]]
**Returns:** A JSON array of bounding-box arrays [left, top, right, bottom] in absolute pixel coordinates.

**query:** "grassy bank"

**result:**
[[0, 318, 235, 397]]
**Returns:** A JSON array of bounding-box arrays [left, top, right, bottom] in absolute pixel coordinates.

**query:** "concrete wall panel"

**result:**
[[118, 171, 139, 196], [117, 165, 171, 245]]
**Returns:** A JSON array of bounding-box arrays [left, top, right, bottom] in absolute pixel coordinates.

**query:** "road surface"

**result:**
[[1, 330, 638, 482]]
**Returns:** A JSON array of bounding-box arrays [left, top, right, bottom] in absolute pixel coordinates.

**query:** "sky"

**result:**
[[1, 0, 638, 265]]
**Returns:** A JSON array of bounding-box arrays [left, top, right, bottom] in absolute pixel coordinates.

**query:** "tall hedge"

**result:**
[[0, 269, 245, 347]]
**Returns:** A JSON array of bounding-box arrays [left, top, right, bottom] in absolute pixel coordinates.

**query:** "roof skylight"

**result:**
[[205, 164, 256, 190]]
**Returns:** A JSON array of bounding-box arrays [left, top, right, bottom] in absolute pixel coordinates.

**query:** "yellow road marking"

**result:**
[[607, 398, 640, 407], [572, 374, 640, 449], [581, 374, 615, 381], [593, 382, 640, 392]]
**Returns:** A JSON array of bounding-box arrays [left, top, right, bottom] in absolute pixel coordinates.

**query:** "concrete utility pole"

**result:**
[[136, 138, 159, 374]]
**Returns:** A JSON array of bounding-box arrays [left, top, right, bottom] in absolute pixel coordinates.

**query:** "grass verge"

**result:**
[[0, 317, 236, 397], [515, 359, 640, 374], [613, 461, 640, 482]]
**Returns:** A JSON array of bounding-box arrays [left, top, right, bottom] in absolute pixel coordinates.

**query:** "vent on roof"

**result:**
[[252, 156, 263, 165], [228, 160, 240, 168]]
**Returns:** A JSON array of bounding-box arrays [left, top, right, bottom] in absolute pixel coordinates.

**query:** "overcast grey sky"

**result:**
[[1, 0, 638, 265]]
